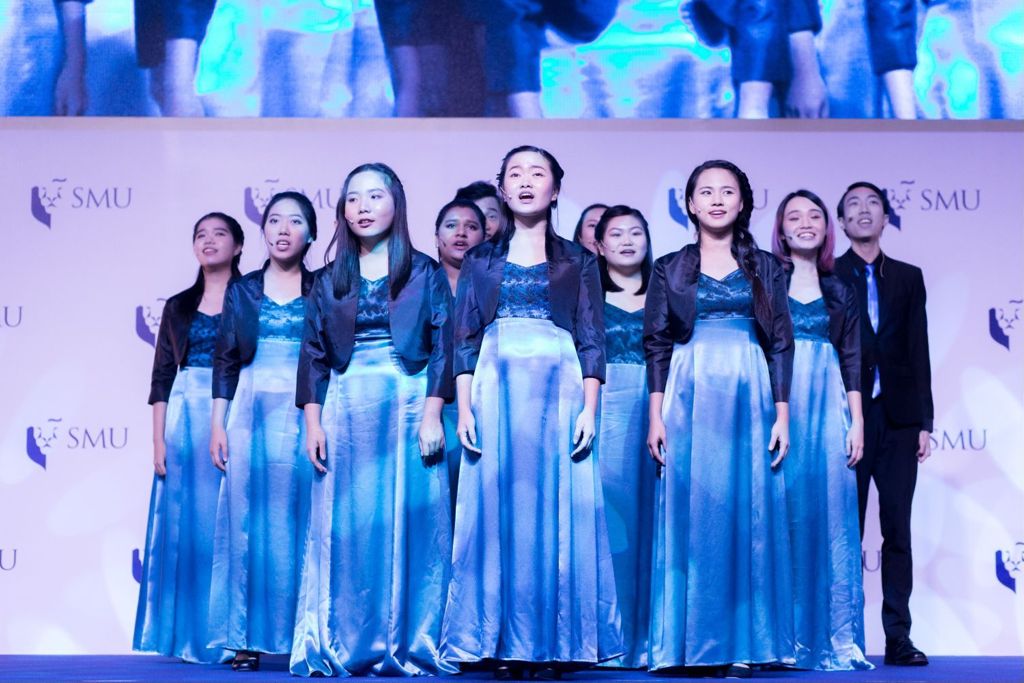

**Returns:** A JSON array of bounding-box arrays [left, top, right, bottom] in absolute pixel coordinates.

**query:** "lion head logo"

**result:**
[[882, 180, 915, 229], [667, 187, 689, 228], [31, 179, 67, 229], [135, 300, 165, 347], [989, 299, 1022, 350], [996, 542, 1024, 593], [244, 179, 280, 226], [26, 417, 62, 469]]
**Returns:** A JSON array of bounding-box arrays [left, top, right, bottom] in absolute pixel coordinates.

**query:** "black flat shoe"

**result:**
[[532, 666, 562, 680], [231, 651, 260, 672], [884, 638, 928, 666], [721, 663, 752, 679], [494, 663, 526, 680]]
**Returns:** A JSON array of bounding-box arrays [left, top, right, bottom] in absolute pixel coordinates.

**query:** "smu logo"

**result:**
[[996, 542, 1024, 593], [928, 428, 988, 452], [244, 179, 338, 225], [883, 179, 982, 229], [1, 305, 23, 328], [26, 417, 129, 469], [30, 178, 133, 228], [989, 298, 1022, 350], [667, 185, 770, 228], [0, 549, 17, 572], [135, 299, 165, 347], [132, 548, 143, 584]]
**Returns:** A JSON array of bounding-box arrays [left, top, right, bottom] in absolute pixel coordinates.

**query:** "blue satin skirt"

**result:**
[[209, 339, 311, 654], [443, 400, 461, 516], [290, 339, 454, 677], [597, 363, 654, 669], [650, 318, 794, 669], [133, 367, 228, 664], [786, 339, 871, 671], [441, 318, 623, 664]]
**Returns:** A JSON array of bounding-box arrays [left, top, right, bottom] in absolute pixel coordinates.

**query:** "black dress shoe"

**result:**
[[494, 663, 526, 680], [884, 638, 929, 666]]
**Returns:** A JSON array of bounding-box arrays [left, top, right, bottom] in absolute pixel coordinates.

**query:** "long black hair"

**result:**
[[684, 159, 770, 322], [183, 211, 245, 311], [495, 144, 565, 245], [327, 163, 412, 300], [261, 191, 318, 260], [594, 205, 653, 295], [572, 203, 609, 245]]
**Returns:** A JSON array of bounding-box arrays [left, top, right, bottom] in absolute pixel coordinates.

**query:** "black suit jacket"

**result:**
[[643, 244, 794, 402], [212, 262, 316, 400], [454, 235, 605, 382], [148, 286, 202, 404], [296, 251, 453, 406], [834, 249, 933, 431]]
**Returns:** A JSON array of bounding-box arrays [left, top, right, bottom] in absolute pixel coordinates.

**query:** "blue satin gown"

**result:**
[[209, 296, 312, 655], [134, 313, 228, 664], [597, 303, 654, 668], [786, 298, 871, 671], [441, 262, 623, 666], [290, 277, 454, 677], [649, 270, 794, 670]]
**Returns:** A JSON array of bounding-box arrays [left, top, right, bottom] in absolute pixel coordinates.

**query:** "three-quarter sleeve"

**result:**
[[426, 265, 455, 400], [575, 251, 606, 382], [295, 274, 331, 407], [866, 0, 917, 74], [763, 257, 795, 403], [453, 254, 484, 376], [837, 282, 862, 393], [643, 257, 675, 393], [212, 282, 244, 400], [148, 300, 179, 404]]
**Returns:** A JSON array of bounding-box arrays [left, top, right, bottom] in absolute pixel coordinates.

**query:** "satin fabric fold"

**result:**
[[442, 400, 461, 516], [209, 339, 311, 654], [649, 319, 794, 669], [290, 339, 454, 677], [133, 367, 228, 664], [787, 337, 872, 671], [441, 318, 623, 664], [596, 362, 654, 668]]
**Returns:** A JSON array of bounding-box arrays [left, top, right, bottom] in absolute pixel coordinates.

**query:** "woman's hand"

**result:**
[[457, 408, 481, 455], [306, 423, 328, 473], [418, 413, 445, 461], [647, 415, 667, 466], [209, 426, 229, 472], [647, 392, 667, 465], [768, 402, 790, 468], [570, 407, 596, 459], [846, 418, 864, 468], [153, 439, 167, 476]]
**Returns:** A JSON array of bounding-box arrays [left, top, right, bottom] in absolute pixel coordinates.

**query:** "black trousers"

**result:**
[[857, 395, 920, 642]]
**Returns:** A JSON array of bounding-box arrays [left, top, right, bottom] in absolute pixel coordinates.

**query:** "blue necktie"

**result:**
[[865, 263, 881, 398]]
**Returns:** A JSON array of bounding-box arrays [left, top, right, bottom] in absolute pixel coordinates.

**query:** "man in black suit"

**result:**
[[834, 182, 932, 667]]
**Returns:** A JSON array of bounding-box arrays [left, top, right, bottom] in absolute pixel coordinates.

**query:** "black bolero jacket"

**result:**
[[213, 262, 317, 400], [643, 244, 794, 402], [296, 251, 453, 406], [454, 235, 605, 382], [786, 270, 862, 393], [148, 286, 201, 404]]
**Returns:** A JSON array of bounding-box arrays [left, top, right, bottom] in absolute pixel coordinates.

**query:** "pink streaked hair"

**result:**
[[772, 189, 836, 273]]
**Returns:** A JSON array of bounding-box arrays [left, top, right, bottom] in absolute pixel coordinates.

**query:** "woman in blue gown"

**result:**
[[208, 191, 318, 672], [134, 212, 244, 664], [772, 190, 872, 671], [290, 163, 455, 677], [644, 160, 795, 677], [434, 199, 486, 513], [592, 205, 655, 669], [441, 145, 622, 679]]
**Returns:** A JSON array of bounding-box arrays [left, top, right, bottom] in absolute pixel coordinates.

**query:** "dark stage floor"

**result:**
[[0, 656, 1021, 682]]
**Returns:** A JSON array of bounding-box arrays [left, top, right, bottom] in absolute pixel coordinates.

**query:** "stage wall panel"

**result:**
[[0, 119, 1022, 656]]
